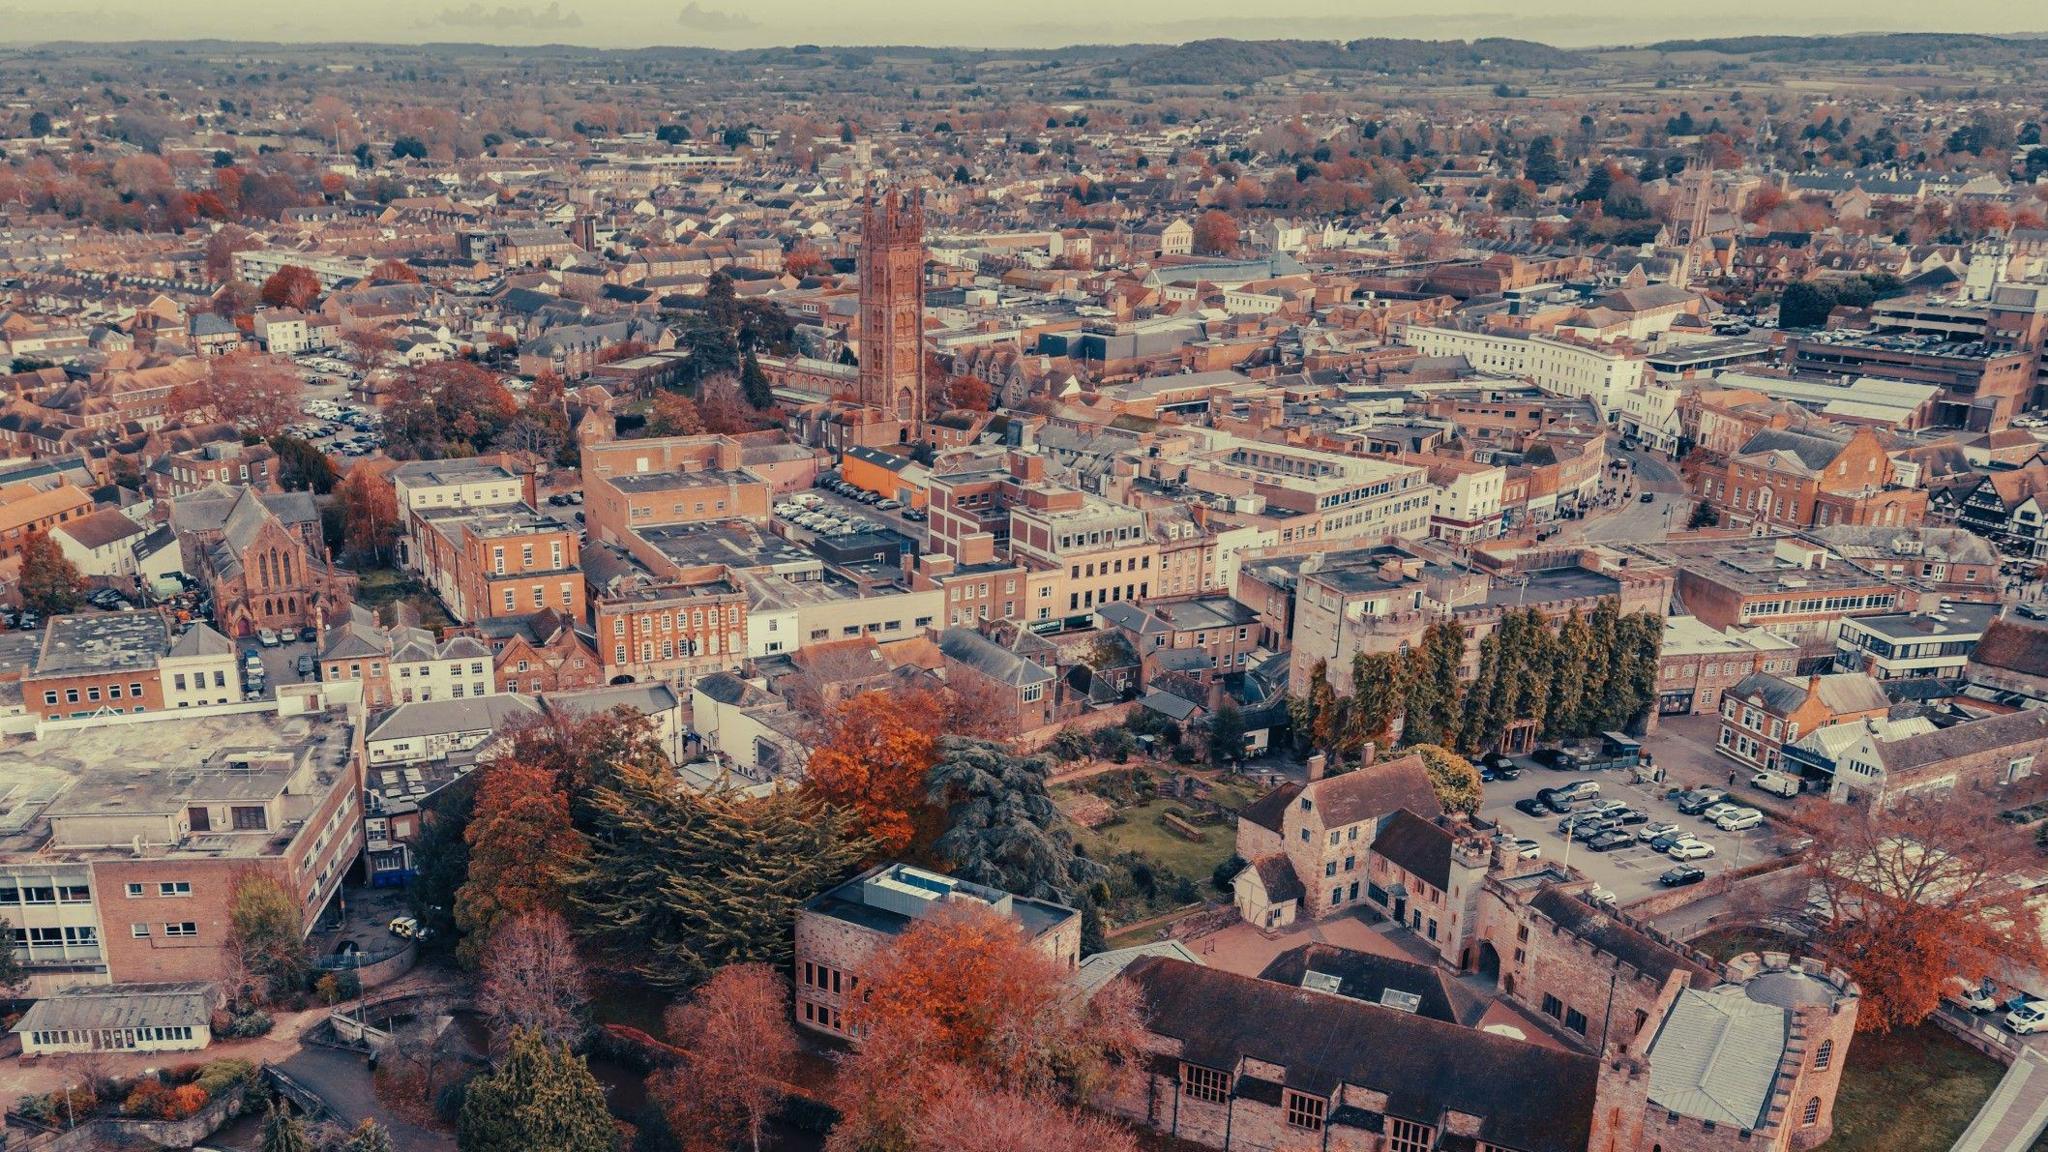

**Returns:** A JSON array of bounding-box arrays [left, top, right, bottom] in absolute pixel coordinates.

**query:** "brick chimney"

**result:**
[[1306, 752, 1327, 782]]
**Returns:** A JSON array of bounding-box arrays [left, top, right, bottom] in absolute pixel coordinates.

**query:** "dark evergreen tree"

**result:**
[[568, 763, 871, 986], [926, 738, 1105, 904], [1205, 700, 1246, 766], [1546, 608, 1593, 739], [739, 350, 773, 409], [458, 1028, 615, 1152]]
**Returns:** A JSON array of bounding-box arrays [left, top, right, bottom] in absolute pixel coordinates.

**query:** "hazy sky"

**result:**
[[0, 0, 2035, 50]]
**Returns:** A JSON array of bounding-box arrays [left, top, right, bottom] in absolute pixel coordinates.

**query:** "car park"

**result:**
[[1668, 840, 1717, 861], [1659, 865, 1707, 887]]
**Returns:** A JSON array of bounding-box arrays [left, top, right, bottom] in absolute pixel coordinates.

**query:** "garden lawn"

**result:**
[[355, 567, 454, 630], [1065, 793, 1237, 886], [1823, 1022, 2003, 1152]]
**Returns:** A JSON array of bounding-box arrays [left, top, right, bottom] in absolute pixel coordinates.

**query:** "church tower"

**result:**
[[858, 186, 927, 434]]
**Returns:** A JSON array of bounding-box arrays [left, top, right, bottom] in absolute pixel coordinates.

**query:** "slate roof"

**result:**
[[1301, 753, 1440, 830], [1644, 985, 1790, 1129], [1240, 781, 1303, 834], [366, 694, 541, 743], [1370, 809, 1455, 891], [938, 627, 1055, 688], [1256, 942, 1476, 1025], [1735, 428, 1846, 474], [1119, 957, 1598, 1152], [1875, 708, 2048, 775], [165, 622, 234, 660], [57, 507, 145, 550], [1247, 853, 1305, 904], [12, 981, 215, 1037], [1971, 618, 2048, 679]]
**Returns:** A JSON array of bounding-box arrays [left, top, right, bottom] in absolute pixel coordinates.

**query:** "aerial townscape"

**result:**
[[11, 14, 2048, 1152]]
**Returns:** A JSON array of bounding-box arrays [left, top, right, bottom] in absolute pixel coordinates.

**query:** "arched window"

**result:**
[[1814, 1039, 1833, 1070], [257, 551, 270, 587], [1802, 1097, 1822, 1127]]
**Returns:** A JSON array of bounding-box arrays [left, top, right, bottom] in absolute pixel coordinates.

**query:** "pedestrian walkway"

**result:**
[[1952, 1046, 2048, 1152]]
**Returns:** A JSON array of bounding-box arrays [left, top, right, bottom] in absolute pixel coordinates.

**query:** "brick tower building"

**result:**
[[857, 186, 927, 437]]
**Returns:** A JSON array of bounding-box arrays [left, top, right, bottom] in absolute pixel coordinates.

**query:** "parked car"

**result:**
[[1581, 798, 1626, 815], [296, 654, 315, 676], [1668, 840, 1718, 861], [1510, 838, 1541, 860], [1535, 789, 1574, 815], [1950, 978, 2001, 1014], [1751, 769, 1800, 798], [1639, 821, 1680, 843], [1698, 802, 1741, 824], [1648, 831, 1690, 853], [1609, 807, 1650, 826], [1568, 820, 1619, 843], [2007, 1001, 2048, 1035], [1675, 788, 1729, 815], [1530, 748, 1582, 770], [1479, 752, 1521, 779], [1588, 831, 1635, 853], [1639, 492, 1655, 504], [1715, 808, 1766, 832], [1555, 779, 1601, 802], [1514, 797, 1549, 818], [257, 628, 281, 647], [1659, 865, 1708, 887]]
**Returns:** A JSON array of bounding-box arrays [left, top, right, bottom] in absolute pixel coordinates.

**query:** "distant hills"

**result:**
[[1641, 32, 2044, 63], [1114, 38, 1588, 86]]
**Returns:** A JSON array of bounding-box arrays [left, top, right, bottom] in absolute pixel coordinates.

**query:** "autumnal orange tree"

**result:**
[[829, 905, 1143, 1152], [259, 264, 322, 310], [170, 350, 304, 438], [453, 757, 585, 968], [804, 689, 945, 858], [1192, 209, 1238, 255], [647, 390, 704, 437], [652, 963, 798, 1152], [334, 466, 399, 566], [18, 529, 83, 615], [1805, 791, 2047, 1032]]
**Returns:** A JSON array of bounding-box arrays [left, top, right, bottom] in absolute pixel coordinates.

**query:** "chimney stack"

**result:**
[[1306, 752, 1327, 782]]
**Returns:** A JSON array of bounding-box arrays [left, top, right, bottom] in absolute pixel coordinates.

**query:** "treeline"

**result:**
[[1646, 33, 2033, 64], [1119, 37, 1586, 86], [1292, 599, 1662, 767], [1777, 274, 1905, 330]]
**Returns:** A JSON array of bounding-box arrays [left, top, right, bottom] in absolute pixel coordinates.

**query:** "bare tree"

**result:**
[[384, 994, 459, 1104], [652, 963, 798, 1152], [902, 1065, 1142, 1152], [477, 910, 590, 1051]]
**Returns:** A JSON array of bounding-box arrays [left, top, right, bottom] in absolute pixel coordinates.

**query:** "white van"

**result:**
[[1751, 769, 1799, 798]]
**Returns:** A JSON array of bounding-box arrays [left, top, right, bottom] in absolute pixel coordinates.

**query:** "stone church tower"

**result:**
[[857, 186, 927, 435]]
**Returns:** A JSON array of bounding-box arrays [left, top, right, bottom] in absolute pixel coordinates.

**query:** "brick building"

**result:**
[[1655, 614, 1801, 717], [1689, 427, 1926, 533], [0, 711, 361, 994], [1716, 672, 1890, 774], [581, 434, 773, 548]]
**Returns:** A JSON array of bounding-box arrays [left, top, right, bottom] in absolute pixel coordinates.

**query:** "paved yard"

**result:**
[[1479, 753, 1791, 906]]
